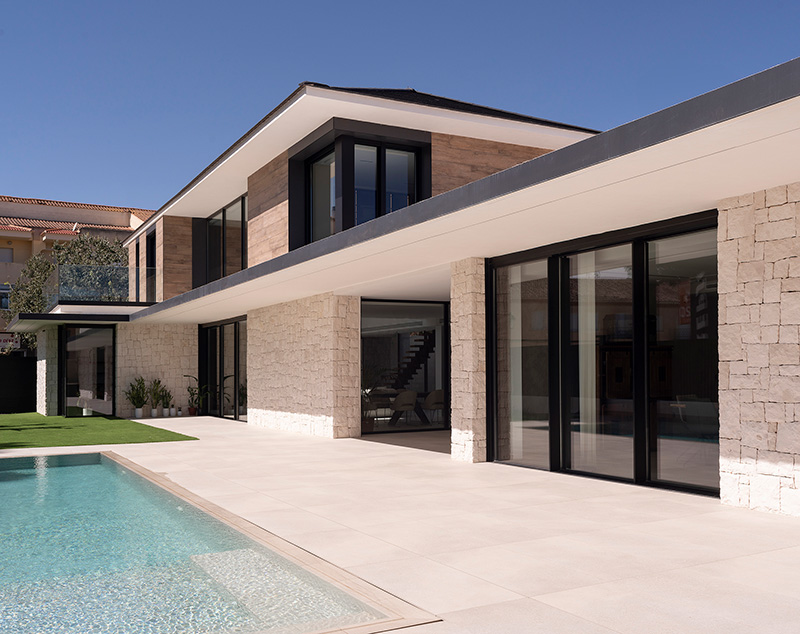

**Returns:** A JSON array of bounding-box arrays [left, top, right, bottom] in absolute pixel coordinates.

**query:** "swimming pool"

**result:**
[[0, 453, 430, 633]]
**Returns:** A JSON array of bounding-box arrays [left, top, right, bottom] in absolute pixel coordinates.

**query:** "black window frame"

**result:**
[[288, 118, 432, 249], [196, 194, 248, 287], [486, 209, 720, 496]]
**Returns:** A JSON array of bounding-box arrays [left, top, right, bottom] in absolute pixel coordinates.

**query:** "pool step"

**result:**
[[191, 548, 382, 632]]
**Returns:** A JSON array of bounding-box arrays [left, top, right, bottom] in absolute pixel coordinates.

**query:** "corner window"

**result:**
[[289, 119, 431, 249]]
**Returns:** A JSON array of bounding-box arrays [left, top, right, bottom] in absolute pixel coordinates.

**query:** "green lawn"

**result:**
[[0, 412, 197, 449]]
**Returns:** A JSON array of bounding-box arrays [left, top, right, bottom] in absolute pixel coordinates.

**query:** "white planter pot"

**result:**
[[177, 408, 183, 417], [134, 407, 143, 418], [170, 407, 177, 417], [150, 408, 158, 418], [82, 408, 92, 417]]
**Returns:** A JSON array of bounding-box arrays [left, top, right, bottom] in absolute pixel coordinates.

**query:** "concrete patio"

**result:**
[[6, 417, 800, 633]]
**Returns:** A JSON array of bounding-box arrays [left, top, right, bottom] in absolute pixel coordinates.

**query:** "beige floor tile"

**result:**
[[348, 557, 523, 614]]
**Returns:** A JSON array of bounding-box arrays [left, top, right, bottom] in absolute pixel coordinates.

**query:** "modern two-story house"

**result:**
[[12, 58, 800, 516]]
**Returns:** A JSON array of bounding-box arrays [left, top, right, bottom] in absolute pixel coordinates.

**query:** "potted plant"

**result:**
[[77, 396, 92, 417], [184, 374, 209, 416], [161, 386, 174, 417], [148, 378, 163, 418], [123, 376, 148, 418], [361, 366, 388, 433]]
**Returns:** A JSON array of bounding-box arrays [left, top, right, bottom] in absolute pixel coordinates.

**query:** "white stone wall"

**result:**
[[718, 182, 800, 515], [247, 293, 360, 438], [115, 323, 198, 418], [451, 258, 487, 462], [36, 326, 58, 416]]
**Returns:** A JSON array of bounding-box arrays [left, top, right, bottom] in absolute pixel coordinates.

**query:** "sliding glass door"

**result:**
[[200, 318, 247, 421], [566, 245, 634, 479], [492, 218, 719, 493]]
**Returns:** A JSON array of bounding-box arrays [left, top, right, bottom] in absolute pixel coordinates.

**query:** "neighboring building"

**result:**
[[0, 196, 154, 331], [12, 60, 800, 516], [0, 196, 154, 413]]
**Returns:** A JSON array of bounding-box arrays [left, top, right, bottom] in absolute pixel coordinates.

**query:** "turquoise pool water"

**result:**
[[0, 454, 383, 633]]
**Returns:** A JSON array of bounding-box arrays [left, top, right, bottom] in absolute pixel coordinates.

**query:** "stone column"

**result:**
[[450, 258, 487, 462], [36, 326, 59, 416], [247, 293, 360, 438], [718, 182, 800, 515]]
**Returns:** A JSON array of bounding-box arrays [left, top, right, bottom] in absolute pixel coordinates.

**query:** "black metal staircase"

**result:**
[[393, 331, 435, 390]]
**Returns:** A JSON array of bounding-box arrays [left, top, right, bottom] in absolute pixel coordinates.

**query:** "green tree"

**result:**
[[2, 235, 128, 350]]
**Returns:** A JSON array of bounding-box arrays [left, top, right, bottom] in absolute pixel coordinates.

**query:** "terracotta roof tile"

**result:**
[[0, 216, 135, 232], [0, 195, 155, 221]]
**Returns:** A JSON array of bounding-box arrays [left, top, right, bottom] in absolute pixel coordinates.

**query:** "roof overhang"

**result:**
[[8, 303, 152, 333], [124, 58, 800, 326], [124, 86, 594, 245]]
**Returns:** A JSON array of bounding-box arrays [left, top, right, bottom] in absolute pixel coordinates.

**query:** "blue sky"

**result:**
[[1, 1, 799, 210]]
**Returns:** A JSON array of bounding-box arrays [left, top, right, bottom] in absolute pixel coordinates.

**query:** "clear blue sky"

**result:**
[[1, 1, 799, 210]]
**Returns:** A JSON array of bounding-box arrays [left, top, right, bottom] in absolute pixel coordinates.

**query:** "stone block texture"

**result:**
[[718, 182, 800, 515], [247, 151, 288, 267], [431, 133, 549, 197], [116, 323, 198, 418], [36, 326, 58, 416], [451, 258, 487, 462], [247, 293, 360, 438], [156, 216, 193, 302]]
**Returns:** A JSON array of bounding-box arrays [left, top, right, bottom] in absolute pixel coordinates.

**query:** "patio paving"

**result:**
[[5, 416, 800, 633]]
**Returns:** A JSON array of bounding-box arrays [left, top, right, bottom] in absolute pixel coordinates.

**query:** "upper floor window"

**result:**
[[289, 119, 431, 249], [207, 195, 247, 283]]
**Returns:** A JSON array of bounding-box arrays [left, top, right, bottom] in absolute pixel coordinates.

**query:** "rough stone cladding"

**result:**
[[431, 133, 549, 197], [115, 323, 198, 418], [156, 216, 193, 301], [718, 182, 800, 515], [451, 257, 487, 462], [247, 151, 288, 267], [36, 326, 58, 416], [247, 293, 360, 438]]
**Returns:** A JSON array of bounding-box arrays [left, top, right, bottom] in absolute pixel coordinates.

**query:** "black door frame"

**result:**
[[199, 316, 246, 421], [487, 210, 719, 495]]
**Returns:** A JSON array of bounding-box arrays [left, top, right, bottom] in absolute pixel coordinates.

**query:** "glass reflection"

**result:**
[[224, 199, 244, 277], [648, 230, 718, 489], [64, 327, 114, 416], [568, 245, 634, 479], [495, 260, 549, 468], [355, 145, 377, 224], [385, 149, 415, 213], [361, 301, 447, 433], [311, 151, 336, 241]]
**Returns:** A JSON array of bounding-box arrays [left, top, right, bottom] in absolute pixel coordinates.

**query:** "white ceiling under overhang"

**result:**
[[132, 94, 800, 325]]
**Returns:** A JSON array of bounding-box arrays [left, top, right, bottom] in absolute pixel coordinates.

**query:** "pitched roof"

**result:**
[[0, 216, 135, 233], [0, 195, 156, 221], [303, 84, 600, 134]]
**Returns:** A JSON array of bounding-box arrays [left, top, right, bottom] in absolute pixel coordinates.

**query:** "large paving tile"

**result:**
[[686, 546, 800, 600], [535, 567, 800, 634], [286, 528, 417, 568], [348, 557, 522, 614], [240, 508, 346, 537], [433, 598, 618, 633]]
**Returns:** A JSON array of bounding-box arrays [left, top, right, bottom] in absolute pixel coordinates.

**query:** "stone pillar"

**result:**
[[451, 258, 487, 462], [36, 326, 59, 416], [718, 182, 800, 515], [115, 323, 198, 418], [247, 293, 360, 438]]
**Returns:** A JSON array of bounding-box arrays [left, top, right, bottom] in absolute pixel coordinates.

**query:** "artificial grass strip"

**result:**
[[0, 412, 197, 449]]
